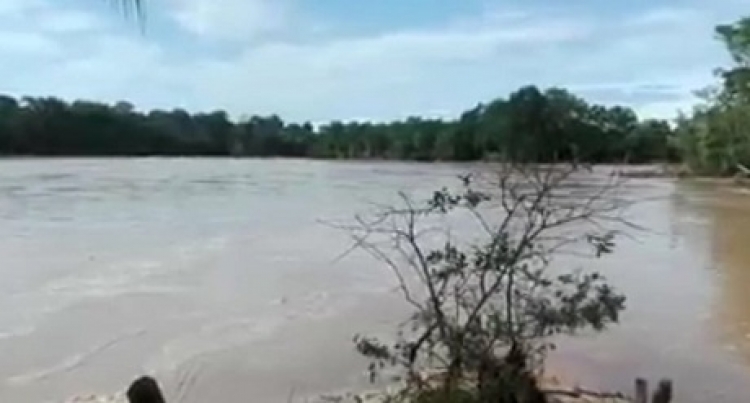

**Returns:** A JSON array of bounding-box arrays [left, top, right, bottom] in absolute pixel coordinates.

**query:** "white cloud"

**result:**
[[0, 0, 743, 122], [13, 35, 188, 109], [36, 10, 103, 33], [625, 7, 704, 27], [166, 11, 598, 121], [0, 0, 45, 17], [0, 0, 102, 35], [170, 6, 727, 121], [0, 31, 59, 56], [568, 73, 711, 119], [169, 0, 288, 40]]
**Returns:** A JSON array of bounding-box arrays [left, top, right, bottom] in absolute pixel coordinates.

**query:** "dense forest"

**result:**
[[0, 86, 676, 163], [675, 16, 750, 175]]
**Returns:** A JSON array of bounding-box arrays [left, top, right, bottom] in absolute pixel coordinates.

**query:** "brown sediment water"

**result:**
[[0, 160, 748, 402], [546, 179, 750, 402], [711, 186, 750, 367]]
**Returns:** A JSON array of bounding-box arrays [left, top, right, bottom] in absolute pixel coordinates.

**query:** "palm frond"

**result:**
[[111, 0, 145, 20]]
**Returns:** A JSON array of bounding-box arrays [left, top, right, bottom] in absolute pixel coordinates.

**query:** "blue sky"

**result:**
[[0, 0, 746, 122]]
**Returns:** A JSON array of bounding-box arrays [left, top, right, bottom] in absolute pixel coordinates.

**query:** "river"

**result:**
[[0, 159, 748, 403]]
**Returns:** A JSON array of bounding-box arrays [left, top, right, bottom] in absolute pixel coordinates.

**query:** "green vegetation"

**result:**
[[0, 87, 675, 162], [676, 17, 750, 176]]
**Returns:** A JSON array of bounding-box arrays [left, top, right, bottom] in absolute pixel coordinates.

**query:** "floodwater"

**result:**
[[0, 159, 748, 402]]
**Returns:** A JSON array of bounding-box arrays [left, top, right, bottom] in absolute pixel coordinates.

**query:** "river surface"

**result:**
[[0, 159, 749, 403]]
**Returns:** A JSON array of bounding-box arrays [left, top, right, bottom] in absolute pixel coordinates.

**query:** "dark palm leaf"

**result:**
[[110, 0, 145, 21]]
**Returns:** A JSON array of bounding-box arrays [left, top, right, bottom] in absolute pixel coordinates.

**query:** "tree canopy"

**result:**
[[0, 87, 675, 162], [677, 16, 750, 175]]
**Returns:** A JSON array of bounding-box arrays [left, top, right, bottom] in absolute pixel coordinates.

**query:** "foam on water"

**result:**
[[143, 289, 351, 376], [0, 326, 36, 341], [144, 315, 285, 375], [26, 234, 232, 313], [7, 328, 147, 386]]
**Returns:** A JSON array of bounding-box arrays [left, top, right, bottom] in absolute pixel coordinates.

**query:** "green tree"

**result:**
[[716, 17, 750, 103], [678, 15, 750, 175], [0, 88, 673, 161]]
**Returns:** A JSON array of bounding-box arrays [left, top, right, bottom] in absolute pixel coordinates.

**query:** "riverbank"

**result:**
[[64, 371, 637, 403], [616, 163, 750, 187]]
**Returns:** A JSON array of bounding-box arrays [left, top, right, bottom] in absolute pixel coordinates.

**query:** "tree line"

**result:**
[[0, 86, 676, 163]]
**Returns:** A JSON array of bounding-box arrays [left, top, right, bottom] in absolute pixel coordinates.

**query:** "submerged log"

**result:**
[[126, 376, 166, 403]]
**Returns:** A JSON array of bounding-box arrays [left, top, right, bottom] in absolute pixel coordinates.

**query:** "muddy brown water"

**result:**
[[0, 159, 748, 402]]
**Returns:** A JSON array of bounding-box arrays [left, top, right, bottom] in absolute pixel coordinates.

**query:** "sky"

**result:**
[[0, 0, 746, 123]]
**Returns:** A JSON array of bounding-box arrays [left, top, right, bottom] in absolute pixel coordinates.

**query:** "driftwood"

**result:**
[[737, 163, 750, 176], [543, 377, 673, 403], [126, 376, 166, 403], [543, 387, 627, 400], [734, 163, 750, 186]]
